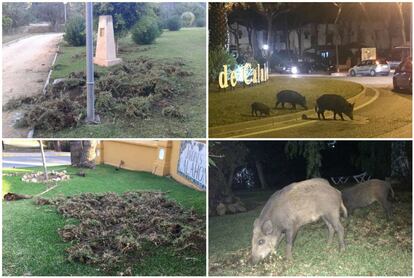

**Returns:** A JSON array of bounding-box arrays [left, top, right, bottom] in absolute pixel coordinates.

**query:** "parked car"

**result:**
[[393, 57, 412, 92], [349, 59, 390, 77], [274, 61, 314, 74]]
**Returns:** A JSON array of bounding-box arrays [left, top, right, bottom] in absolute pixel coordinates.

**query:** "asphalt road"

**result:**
[[3, 152, 71, 168], [2, 33, 63, 138], [210, 75, 412, 138]]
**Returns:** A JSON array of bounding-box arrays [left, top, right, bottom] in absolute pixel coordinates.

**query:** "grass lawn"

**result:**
[[209, 189, 412, 276], [37, 28, 206, 138], [209, 77, 363, 127], [3, 164, 206, 276]]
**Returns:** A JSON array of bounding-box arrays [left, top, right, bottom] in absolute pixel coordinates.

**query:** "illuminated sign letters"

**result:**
[[218, 63, 269, 89]]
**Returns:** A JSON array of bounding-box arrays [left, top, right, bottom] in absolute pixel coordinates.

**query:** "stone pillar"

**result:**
[[152, 141, 173, 176], [94, 15, 122, 67]]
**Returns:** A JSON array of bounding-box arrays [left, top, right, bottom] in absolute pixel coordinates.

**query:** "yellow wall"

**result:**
[[96, 140, 205, 191]]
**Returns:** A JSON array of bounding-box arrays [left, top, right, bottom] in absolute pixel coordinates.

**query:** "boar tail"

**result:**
[[340, 201, 348, 218]]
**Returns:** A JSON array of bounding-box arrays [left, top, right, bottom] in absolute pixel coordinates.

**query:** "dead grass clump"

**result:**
[[36, 191, 205, 274], [162, 105, 185, 119]]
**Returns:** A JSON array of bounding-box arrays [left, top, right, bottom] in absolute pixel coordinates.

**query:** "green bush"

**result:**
[[131, 16, 161, 45], [166, 16, 181, 31], [181, 12, 195, 27], [63, 16, 86, 46], [208, 48, 236, 83], [2, 16, 13, 34], [195, 17, 205, 27]]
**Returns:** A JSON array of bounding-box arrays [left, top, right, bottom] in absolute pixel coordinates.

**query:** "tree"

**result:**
[[38, 140, 48, 181], [252, 3, 292, 62], [31, 3, 65, 32], [208, 3, 229, 50], [94, 3, 154, 39], [285, 141, 326, 178], [70, 140, 98, 168], [2, 2, 31, 29]]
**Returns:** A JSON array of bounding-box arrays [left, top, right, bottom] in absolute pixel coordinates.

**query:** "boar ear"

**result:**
[[262, 220, 273, 235]]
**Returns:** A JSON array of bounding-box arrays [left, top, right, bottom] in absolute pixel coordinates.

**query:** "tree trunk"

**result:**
[[266, 16, 273, 61], [39, 140, 48, 181], [396, 3, 407, 46], [255, 160, 268, 189], [80, 140, 98, 167], [70, 141, 82, 166]]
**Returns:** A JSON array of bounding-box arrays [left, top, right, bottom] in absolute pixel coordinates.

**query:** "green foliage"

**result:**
[[166, 16, 181, 31], [131, 16, 161, 45], [2, 16, 13, 33], [159, 3, 205, 27], [63, 16, 86, 46], [2, 2, 32, 28], [208, 48, 236, 82], [352, 142, 391, 178], [95, 91, 115, 114], [181, 11, 195, 27], [94, 3, 156, 38], [285, 141, 326, 178]]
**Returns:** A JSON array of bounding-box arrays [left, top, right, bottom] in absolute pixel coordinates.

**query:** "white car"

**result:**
[[349, 59, 390, 77]]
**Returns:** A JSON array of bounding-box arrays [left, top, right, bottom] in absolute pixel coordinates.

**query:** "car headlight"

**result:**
[[291, 66, 298, 74]]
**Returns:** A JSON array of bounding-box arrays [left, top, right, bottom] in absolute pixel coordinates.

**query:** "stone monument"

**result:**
[[93, 15, 122, 67]]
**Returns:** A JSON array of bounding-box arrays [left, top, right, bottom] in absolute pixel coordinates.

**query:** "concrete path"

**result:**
[[2, 33, 63, 138], [2, 151, 71, 168]]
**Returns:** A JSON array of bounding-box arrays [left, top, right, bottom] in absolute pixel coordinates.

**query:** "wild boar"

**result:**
[[251, 102, 270, 117], [315, 94, 354, 120], [342, 179, 394, 219], [251, 178, 347, 263], [275, 90, 308, 109]]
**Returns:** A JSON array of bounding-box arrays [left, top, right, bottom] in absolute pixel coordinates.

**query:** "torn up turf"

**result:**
[[35, 191, 205, 274]]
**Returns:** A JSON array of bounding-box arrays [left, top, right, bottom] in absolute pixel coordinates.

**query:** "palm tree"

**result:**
[[70, 140, 98, 168]]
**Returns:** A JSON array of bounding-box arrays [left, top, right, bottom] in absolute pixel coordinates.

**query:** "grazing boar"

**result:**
[[251, 102, 270, 117], [315, 94, 354, 120], [275, 90, 308, 109], [251, 178, 347, 263], [342, 179, 394, 219]]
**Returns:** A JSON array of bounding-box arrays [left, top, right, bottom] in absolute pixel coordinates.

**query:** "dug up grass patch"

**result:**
[[4, 58, 193, 132], [35, 191, 205, 275]]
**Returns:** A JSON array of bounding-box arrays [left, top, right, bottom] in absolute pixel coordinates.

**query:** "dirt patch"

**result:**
[[35, 191, 205, 274], [22, 171, 70, 183], [4, 58, 193, 132]]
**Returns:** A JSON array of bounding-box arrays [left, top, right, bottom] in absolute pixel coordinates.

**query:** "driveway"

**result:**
[[2, 33, 63, 138], [3, 151, 71, 168]]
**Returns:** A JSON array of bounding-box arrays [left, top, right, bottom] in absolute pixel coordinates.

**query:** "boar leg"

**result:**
[[333, 112, 337, 120], [322, 217, 335, 245], [378, 197, 393, 219], [275, 101, 280, 109], [326, 213, 345, 252], [339, 113, 345, 120], [292, 103, 296, 110], [285, 227, 298, 260]]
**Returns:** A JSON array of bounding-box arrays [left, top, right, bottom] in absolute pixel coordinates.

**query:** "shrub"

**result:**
[[63, 16, 86, 46], [166, 16, 181, 31], [195, 17, 205, 27], [181, 12, 195, 27], [131, 16, 161, 45], [208, 48, 236, 83], [2, 16, 13, 34]]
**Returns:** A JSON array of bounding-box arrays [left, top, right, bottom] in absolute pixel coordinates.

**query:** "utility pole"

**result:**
[[64, 2, 67, 24], [86, 2, 96, 123]]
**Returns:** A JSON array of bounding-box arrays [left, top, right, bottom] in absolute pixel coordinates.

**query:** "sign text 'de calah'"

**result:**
[[218, 63, 269, 89]]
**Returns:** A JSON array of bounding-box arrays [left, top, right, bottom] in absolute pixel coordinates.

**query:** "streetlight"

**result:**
[[262, 44, 269, 51], [85, 2, 97, 123]]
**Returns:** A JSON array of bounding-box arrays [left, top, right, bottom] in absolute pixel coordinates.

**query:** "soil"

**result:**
[[2, 33, 63, 137]]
